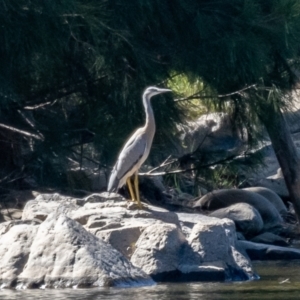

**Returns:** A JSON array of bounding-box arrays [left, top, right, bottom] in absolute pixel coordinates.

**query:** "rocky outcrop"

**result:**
[[131, 219, 255, 282], [0, 192, 263, 288], [0, 213, 153, 289], [1, 189, 298, 289], [178, 112, 246, 156]]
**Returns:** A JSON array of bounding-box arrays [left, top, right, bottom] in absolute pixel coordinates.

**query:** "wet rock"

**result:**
[[237, 240, 300, 260], [209, 203, 264, 237], [250, 232, 289, 247]]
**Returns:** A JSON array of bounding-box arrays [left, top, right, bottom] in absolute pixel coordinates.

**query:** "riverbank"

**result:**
[[0, 260, 299, 299], [0, 189, 299, 288]]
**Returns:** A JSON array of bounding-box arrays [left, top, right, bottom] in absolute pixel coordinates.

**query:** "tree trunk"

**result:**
[[260, 109, 300, 223]]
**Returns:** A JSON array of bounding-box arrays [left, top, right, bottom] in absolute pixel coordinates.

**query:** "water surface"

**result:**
[[1, 261, 300, 300]]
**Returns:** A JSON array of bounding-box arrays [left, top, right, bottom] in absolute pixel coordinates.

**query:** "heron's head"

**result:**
[[143, 86, 172, 99]]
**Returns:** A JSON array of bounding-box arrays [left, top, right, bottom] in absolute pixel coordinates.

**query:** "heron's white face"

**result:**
[[144, 86, 172, 98]]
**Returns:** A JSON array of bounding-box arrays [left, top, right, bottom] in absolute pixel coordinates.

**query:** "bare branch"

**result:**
[[139, 155, 237, 176], [139, 155, 177, 175], [17, 110, 45, 141], [23, 101, 53, 110], [174, 84, 257, 102], [0, 123, 44, 140]]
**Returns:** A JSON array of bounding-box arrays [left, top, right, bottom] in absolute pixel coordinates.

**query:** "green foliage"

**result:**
[[0, 0, 181, 191], [1, 0, 300, 194]]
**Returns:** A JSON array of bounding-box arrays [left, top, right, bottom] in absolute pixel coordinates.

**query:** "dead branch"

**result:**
[[0, 123, 44, 140]]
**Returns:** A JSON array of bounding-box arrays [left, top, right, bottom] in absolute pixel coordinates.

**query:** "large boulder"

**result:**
[[179, 112, 245, 155], [180, 218, 255, 281], [22, 193, 181, 262], [16, 212, 154, 288], [242, 187, 287, 215], [0, 220, 40, 288], [131, 223, 187, 281], [13, 191, 300, 287], [209, 203, 264, 237], [131, 219, 256, 282], [194, 189, 283, 230]]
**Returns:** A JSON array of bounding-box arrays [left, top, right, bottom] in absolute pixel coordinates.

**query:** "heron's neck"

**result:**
[[143, 95, 155, 133]]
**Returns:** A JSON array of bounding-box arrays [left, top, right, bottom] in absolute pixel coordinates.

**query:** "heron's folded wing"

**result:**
[[108, 130, 147, 191]]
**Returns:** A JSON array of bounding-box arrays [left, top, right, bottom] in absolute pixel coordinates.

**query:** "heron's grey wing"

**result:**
[[107, 130, 147, 192]]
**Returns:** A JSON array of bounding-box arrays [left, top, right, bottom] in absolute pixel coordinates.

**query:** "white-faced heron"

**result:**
[[107, 86, 172, 207]]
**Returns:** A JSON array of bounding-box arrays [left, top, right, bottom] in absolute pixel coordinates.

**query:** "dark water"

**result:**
[[1, 261, 300, 300]]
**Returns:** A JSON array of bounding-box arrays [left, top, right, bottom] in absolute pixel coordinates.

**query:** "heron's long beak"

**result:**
[[157, 88, 172, 94]]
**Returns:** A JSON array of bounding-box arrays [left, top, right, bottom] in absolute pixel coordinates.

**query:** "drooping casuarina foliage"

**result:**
[[1, 0, 300, 219]]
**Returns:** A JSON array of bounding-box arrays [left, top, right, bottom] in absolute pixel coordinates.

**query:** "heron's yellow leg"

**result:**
[[126, 177, 136, 202], [134, 173, 143, 208]]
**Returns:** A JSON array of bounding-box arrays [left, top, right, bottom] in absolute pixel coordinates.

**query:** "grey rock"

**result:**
[[180, 218, 255, 281], [163, 191, 196, 208], [0, 222, 40, 288], [22, 193, 80, 221], [195, 189, 283, 230], [236, 232, 246, 240], [0, 208, 23, 222], [131, 219, 256, 282], [96, 225, 145, 258], [241, 107, 300, 197], [186, 219, 235, 263], [131, 223, 187, 279], [209, 203, 264, 237], [179, 113, 245, 155], [4, 192, 271, 285], [250, 232, 289, 247], [84, 192, 125, 203], [242, 187, 287, 215], [237, 240, 300, 260], [176, 212, 220, 227], [176, 212, 217, 238], [71, 206, 128, 226], [0, 219, 41, 237], [255, 173, 289, 198], [17, 213, 153, 288]]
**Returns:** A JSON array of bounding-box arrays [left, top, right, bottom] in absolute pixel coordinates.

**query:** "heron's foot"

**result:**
[[136, 200, 144, 209], [127, 199, 144, 210]]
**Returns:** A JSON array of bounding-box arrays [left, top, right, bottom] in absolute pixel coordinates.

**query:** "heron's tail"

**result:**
[[107, 173, 119, 193]]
